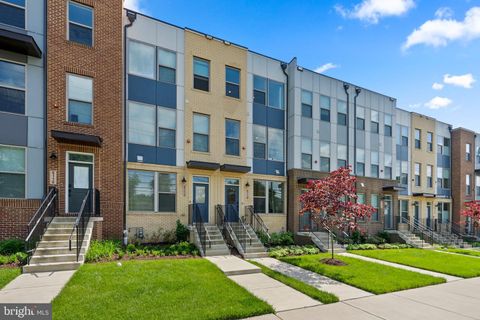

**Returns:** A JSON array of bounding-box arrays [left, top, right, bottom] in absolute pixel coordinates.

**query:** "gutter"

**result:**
[[343, 84, 350, 167], [353, 87, 361, 173], [281, 62, 289, 232], [123, 10, 137, 244], [43, 0, 48, 196]]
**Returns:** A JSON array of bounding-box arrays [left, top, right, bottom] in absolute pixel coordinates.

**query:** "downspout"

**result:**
[[343, 84, 350, 167], [281, 62, 289, 232], [123, 10, 137, 245], [353, 87, 361, 173], [43, 0, 48, 196]]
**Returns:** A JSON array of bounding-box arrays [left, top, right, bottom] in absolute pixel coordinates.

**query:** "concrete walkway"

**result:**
[[207, 255, 321, 312], [251, 257, 372, 301], [0, 270, 75, 303], [340, 252, 461, 282], [244, 277, 480, 319], [434, 250, 480, 258]]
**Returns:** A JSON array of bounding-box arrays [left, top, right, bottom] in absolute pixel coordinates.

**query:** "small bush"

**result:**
[[175, 220, 189, 242], [365, 235, 386, 245], [85, 240, 122, 262], [0, 239, 25, 255], [376, 231, 390, 243], [268, 245, 320, 258], [347, 243, 412, 250], [0, 252, 28, 266], [350, 230, 367, 244]]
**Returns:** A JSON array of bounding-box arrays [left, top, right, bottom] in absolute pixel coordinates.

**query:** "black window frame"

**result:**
[[193, 113, 210, 152], [225, 118, 240, 156], [225, 65, 240, 99], [193, 57, 210, 92], [356, 117, 365, 130]]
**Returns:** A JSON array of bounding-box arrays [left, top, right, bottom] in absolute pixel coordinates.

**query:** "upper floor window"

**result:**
[[384, 153, 393, 180], [158, 48, 176, 84], [371, 110, 379, 134], [397, 125, 408, 146], [128, 41, 155, 79], [337, 100, 347, 126], [253, 125, 284, 162], [225, 66, 240, 98], [414, 162, 421, 187], [225, 119, 240, 156], [396, 160, 408, 185], [414, 129, 421, 149], [371, 194, 379, 221], [384, 114, 392, 137], [67, 74, 93, 125], [371, 151, 379, 178], [427, 165, 433, 188], [437, 136, 450, 155], [437, 167, 450, 189], [193, 113, 210, 152], [128, 102, 155, 146], [356, 107, 365, 130], [158, 107, 176, 148], [68, 1, 93, 46], [356, 148, 365, 176], [253, 76, 285, 109], [0, 145, 25, 198], [320, 95, 330, 122], [193, 57, 210, 92], [466, 143, 472, 161], [268, 127, 284, 161], [268, 80, 284, 109], [476, 176, 480, 197], [301, 137, 312, 170], [320, 141, 330, 172], [253, 125, 266, 159], [337, 144, 347, 166], [466, 174, 472, 195], [301, 90, 312, 118], [0, 0, 25, 29], [427, 132, 433, 152], [0, 60, 25, 115], [476, 146, 480, 164]]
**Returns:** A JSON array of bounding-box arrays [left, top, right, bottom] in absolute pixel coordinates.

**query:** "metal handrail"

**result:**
[[245, 205, 271, 241], [189, 204, 211, 255], [68, 190, 92, 261]]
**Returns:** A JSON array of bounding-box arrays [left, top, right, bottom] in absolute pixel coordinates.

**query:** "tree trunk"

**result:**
[[331, 233, 334, 259]]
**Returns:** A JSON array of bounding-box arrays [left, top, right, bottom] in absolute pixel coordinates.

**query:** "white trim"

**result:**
[[67, 0, 94, 46], [0, 144, 26, 199], [65, 151, 94, 213]]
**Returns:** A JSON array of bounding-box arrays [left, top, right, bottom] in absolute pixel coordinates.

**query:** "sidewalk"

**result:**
[[0, 270, 75, 303], [340, 252, 461, 282]]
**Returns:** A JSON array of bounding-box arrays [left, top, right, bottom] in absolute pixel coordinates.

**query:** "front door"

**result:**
[[193, 177, 209, 223], [426, 203, 432, 228], [225, 179, 240, 222], [67, 153, 93, 213], [384, 195, 393, 229]]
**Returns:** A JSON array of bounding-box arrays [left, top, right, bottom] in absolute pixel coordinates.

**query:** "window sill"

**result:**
[[191, 150, 211, 155], [127, 211, 179, 215], [225, 95, 242, 102], [256, 213, 285, 216], [64, 121, 94, 129], [191, 87, 211, 94], [66, 40, 94, 50]]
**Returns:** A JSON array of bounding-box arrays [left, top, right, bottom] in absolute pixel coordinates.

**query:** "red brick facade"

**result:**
[[0, 199, 41, 240], [46, 0, 124, 239]]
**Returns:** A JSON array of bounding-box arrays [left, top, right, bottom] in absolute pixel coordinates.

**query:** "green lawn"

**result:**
[[441, 248, 480, 257], [52, 259, 273, 320], [352, 248, 480, 278], [249, 260, 339, 304], [280, 253, 444, 294], [0, 268, 20, 289]]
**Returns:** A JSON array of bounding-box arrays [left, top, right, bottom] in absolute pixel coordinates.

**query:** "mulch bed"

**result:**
[[320, 258, 347, 266], [0, 263, 22, 269], [87, 254, 199, 264]]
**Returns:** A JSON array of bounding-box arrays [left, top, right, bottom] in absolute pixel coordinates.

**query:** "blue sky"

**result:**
[[125, 0, 480, 131]]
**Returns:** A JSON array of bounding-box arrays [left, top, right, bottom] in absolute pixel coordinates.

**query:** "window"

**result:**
[[158, 48, 176, 84], [356, 162, 365, 176], [0, 146, 25, 198], [268, 80, 284, 109], [356, 107, 365, 130], [443, 168, 450, 189], [466, 174, 472, 195], [225, 66, 240, 98], [253, 125, 266, 159], [320, 95, 330, 122], [337, 100, 347, 125], [0, 60, 25, 114], [370, 151, 379, 178], [158, 173, 176, 212], [253, 76, 266, 105], [301, 90, 312, 118], [371, 110, 379, 134], [415, 129, 421, 149], [476, 176, 480, 197], [384, 114, 392, 137], [400, 200, 409, 220], [427, 132, 433, 152], [397, 125, 408, 146], [396, 160, 408, 185], [253, 76, 284, 109], [476, 146, 480, 164], [337, 144, 347, 168], [128, 41, 155, 79], [193, 113, 209, 152], [0, 0, 25, 29], [384, 154, 392, 180], [466, 143, 472, 161], [384, 166, 392, 180], [357, 193, 365, 204], [268, 128, 284, 161], [68, 1, 93, 46], [320, 141, 330, 172], [371, 194, 379, 221], [157, 107, 176, 148], [254, 180, 284, 214], [225, 119, 240, 156], [427, 165, 433, 188], [128, 170, 154, 211], [320, 157, 330, 172], [193, 57, 209, 91], [301, 137, 312, 169], [128, 102, 155, 146], [338, 159, 347, 168], [67, 74, 93, 124], [356, 148, 365, 176], [415, 163, 421, 187]]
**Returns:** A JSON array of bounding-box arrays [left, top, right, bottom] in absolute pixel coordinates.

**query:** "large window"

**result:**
[[397, 125, 408, 146], [400, 200, 409, 220], [0, 60, 25, 114], [253, 76, 266, 105], [476, 176, 480, 197], [301, 90, 312, 118], [415, 163, 421, 187], [193, 113, 209, 152], [320, 95, 330, 122], [225, 119, 240, 156], [128, 170, 177, 212], [128, 102, 155, 145], [427, 165, 433, 188], [396, 160, 408, 185], [67, 74, 93, 124], [225, 66, 240, 98], [384, 114, 392, 137], [68, 1, 93, 46], [371, 194, 379, 221], [253, 180, 284, 214], [268, 80, 284, 109], [253, 75, 284, 109], [128, 41, 155, 79], [337, 100, 347, 125], [268, 128, 284, 161], [0, 0, 25, 28], [158, 48, 176, 84], [371, 110, 379, 134], [0, 146, 25, 198], [158, 173, 176, 212], [415, 129, 421, 149], [158, 107, 176, 148], [253, 125, 266, 159], [301, 137, 312, 169], [253, 125, 284, 162], [427, 132, 433, 152], [193, 57, 209, 91], [437, 167, 450, 189]]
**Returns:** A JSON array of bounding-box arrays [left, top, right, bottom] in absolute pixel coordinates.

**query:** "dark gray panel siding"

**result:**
[[0, 113, 27, 146]]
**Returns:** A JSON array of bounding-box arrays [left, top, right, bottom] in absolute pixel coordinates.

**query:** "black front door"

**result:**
[[68, 162, 93, 213], [225, 184, 239, 222], [384, 195, 393, 229], [193, 182, 209, 223]]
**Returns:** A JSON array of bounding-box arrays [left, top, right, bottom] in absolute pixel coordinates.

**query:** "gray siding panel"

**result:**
[[0, 113, 27, 146], [156, 81, 176, 109], [301, 118, 313, 138], [27, 147, 44, 199], [370, 133, 379, 151], [267, 107, 285, 129], [319, 122, 331, 141], [253, 103, 267, 126], [128, 75, 156, 105], [337, 126, 347, 145]]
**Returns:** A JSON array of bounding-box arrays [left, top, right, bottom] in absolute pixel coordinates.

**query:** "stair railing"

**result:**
[[25, 187, 58, 263], [400, 216, 440, 247], [245, 205, 271, 242], [189, 204, 211, 255], [68, 190, 94, 262], [215, 205, 235, 250]]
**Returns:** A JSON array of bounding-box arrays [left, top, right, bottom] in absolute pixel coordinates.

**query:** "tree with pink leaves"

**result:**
[[461, 201, 480, 233], [299, 166, 376, 261]]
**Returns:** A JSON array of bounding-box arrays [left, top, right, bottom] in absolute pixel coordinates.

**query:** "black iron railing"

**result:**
[[25, 187, 58, 263], [69, 190, 93, 261], [216, 204, 251, 254], [398, 216, 441, 247], [245, 205, 270, 242], [188, 204, 210, 255]]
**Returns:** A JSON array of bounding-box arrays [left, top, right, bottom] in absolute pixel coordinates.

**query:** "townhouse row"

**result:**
[[0, 1, 478, 242]]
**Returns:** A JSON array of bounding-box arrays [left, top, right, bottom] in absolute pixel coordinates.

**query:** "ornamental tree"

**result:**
[[461, 201, 480, 231], [299, 166, 376, 260]]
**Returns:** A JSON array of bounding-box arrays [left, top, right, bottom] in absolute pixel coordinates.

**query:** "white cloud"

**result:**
[[403, 7, 480, 50], [443, 73, 475, 88], [435, 7, 454, 19], [432, 82, 444, 90], [335, 0, 415, 24], [124, 0, 148, 13], [424, 96, 452, 109], [314, 63, 339, 73]]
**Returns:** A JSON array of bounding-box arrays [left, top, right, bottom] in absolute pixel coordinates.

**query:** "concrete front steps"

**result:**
[[394, 230, 434, 249], [297, 231, 346, 253], [190, 224, 230, 256], [230, 223, 268, 259], [23, 217, 94, 273]]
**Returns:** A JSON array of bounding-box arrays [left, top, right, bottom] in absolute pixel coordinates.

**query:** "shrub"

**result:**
[[0, 239, 25, 255], [269, 232, 294, 246], [0, 252, 28, 266], [365, 235, 386, 245], [376, 231, 390, 243], [268, 245, 320, 258], [175, 220, 189, 242], [350, 230, 367, 244], [347, 243, 412, 250], [85, 240, 122, 262]]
